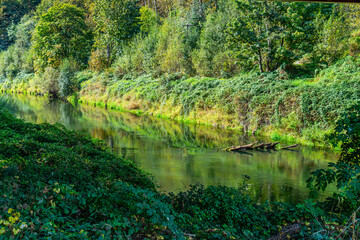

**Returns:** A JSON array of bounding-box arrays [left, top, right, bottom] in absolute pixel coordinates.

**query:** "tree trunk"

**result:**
[[199, 0, 203, 15], [106, 44, 111, 65], [258, 48, 264, 73], [265, 20, 272, 72], [153, 0, 157, 15]]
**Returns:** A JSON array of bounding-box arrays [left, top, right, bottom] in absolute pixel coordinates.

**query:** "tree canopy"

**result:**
[[93, 0, 141, 65], [32, 3, 92, 70]]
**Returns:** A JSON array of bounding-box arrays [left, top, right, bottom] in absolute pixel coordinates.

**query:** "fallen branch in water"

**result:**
[[280, 144, 299, 150], [265, 142, 280, 149], [223, 142, 258, 151], [223, 142, 298, 152]]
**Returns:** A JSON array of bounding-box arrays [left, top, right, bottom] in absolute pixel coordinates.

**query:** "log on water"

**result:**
[[266, 142, 280, 149], [226, 142, 258, 151], [223, 142, 298, 152], [280, 144, 299, 150], [254, 142, 274, 149], [252, 143, 266, 149]]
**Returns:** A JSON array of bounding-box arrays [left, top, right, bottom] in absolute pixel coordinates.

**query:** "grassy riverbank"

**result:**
[[0, 109, 359, 239], [68, 57, 360, 147], [2, 57, 360, 147]]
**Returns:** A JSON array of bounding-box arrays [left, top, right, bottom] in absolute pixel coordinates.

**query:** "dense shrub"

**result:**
[[36, 66, 60, 97], [58, 59, 78, 98], [307, 103, 360, 215], [171, 185, 275, 238]]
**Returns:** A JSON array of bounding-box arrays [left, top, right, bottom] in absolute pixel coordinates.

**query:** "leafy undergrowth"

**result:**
[[0, 110, 179, 239], [0, 110, 358, 239]]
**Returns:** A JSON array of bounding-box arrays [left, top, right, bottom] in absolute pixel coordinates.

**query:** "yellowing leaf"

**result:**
[[12, 228, 20, 235], [8, 216, 16, 224]]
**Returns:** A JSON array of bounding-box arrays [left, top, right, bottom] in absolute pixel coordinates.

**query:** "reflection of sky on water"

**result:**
[[0, 93, 338, 204]]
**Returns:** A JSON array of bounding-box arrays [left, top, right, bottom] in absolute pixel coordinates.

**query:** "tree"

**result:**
[[227, 0, 334, 72], [0, 0, 40, 50], [93, 0, 141, 65], [32, 3, 93, 70], [192, 0, 240, 77], [313, 6, 350, 66], [0, 0, 23, 50]]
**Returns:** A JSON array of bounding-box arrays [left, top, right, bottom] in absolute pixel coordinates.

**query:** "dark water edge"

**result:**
[[0, 93, 338, 204]]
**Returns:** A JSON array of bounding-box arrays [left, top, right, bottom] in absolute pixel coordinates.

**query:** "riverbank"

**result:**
[[2, 57, 360, 148], [1, 109, 357, 239], [64, 57, 360, 148]]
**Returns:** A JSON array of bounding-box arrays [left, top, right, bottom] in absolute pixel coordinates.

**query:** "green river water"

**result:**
[[0, 93, 338, 204]]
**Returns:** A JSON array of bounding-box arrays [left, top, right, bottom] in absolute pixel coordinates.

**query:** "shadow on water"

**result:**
[[0, 93, 339, 204]]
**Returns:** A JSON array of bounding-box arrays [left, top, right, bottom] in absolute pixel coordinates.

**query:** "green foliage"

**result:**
[[192, 0, 240, 77], [0, 14, 35, 79], [8, 14, 35, 50], [227, 1, 335, 73], [3, 0, 360, 238], [0, 107, 358, 239], [0, 110, 186, 238], [313, 6, 350, 67], [155, 14, 186, 74], [114, 29, 159, 76], [93, 0, 140, 66], [83, 57, 360, 145], [139, 6, 158, 34], [58, 59, 78, 98], [32, 3, 93, 70], [0, 0, 40, 50], [38, 66, 60, 97], [333, 104, 360, 165], [349, 29, 360, 57], [171, 184, 274, 238], [307, 103, 360, 214]]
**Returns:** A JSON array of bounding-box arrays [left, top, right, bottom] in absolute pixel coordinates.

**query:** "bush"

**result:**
[[307, 103, 360, 214], [171, 185, 274, 238], [313, 8, 351, 67], [38, 66, 60, 97], [58, 59, 78, 98], [155, 14, 186, 74], [349, 29, 360, 57], [89, 49, 110, 72]]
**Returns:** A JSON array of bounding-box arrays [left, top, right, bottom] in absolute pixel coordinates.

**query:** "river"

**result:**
[[0, 93, 338, 203]]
